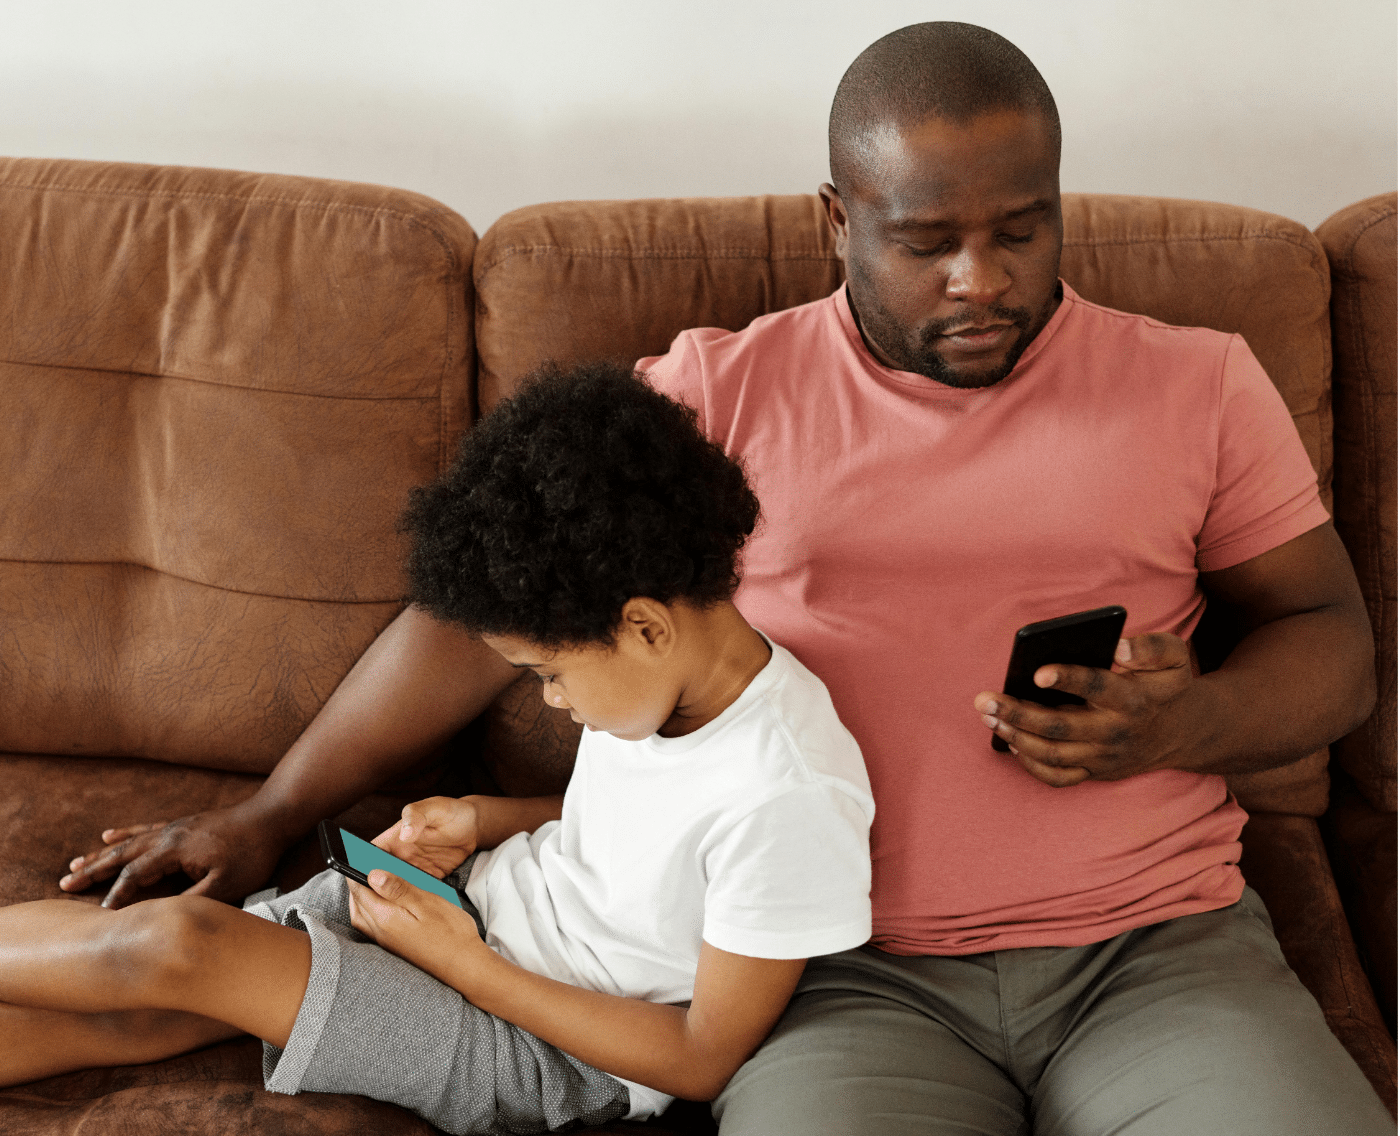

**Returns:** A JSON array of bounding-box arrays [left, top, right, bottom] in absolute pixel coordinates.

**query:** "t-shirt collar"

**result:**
[[642, 630, 781, 755]]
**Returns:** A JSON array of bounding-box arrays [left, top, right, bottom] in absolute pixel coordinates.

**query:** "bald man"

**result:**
[[62, 22, 1389, 1135]]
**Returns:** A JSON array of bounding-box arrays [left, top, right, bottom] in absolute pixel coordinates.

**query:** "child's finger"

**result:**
[[368, 869, 414, 905], [398, 803, 425, 843]]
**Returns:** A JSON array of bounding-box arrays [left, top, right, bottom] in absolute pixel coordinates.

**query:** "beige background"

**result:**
[[3, 0, 1394, 232]]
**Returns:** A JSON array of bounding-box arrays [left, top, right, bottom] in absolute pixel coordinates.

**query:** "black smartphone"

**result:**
[[990, 605, 1128, 752], [317, 820, 467, 909]]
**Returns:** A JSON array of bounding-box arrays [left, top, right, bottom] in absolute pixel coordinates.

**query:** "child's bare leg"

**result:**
[[0, 898, 311, 1072], [0, 1002, 241, 1087]]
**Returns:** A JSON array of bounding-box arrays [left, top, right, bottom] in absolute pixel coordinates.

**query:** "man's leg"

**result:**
[[1027, 890, 1393, 1136], [715, 948, 1028, 1136], [0, 897, 311, 1082]]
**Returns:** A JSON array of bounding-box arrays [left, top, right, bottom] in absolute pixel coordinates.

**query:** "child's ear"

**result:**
[[618, 597, 674, 653]]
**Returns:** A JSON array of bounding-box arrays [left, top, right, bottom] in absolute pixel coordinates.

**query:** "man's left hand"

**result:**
[[973, 633, 1204, 787], [347, 869, 482, 973]]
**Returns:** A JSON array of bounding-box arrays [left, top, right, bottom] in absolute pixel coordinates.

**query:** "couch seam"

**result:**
[[0, 557, 406, 606], [477, 230, 1326, 285], [476, 245, 839, 275], [0, 356, 442, 403], [0, 176, 457, 235], [1063, 230, 1329, 291]]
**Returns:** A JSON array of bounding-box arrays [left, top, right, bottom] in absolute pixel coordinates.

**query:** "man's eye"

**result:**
[[903, 243, 946, 258], [1001, 231, 1035, 245]]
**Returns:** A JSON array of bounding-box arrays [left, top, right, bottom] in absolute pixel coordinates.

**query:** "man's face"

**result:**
[[821, 109, 1063, 389]]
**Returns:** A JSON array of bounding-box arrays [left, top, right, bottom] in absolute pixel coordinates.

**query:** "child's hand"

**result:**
[[347, 869, 483, 974], [370, 796, 480, 879]]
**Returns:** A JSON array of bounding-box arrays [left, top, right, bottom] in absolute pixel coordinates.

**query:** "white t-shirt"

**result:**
[[465, 635, 874, 1119]]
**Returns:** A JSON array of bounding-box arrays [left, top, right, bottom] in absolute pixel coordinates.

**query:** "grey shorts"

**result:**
[[243, 865, 629, 1135]]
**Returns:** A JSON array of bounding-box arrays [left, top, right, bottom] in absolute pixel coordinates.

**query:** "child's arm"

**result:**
[[349, 871, 804, 1101], [372, 795, 565, 878]]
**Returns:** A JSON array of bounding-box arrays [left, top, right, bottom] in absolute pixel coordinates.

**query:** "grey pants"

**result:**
[[715, 888, 1392, 1135], [244, 867, 630, 1135]]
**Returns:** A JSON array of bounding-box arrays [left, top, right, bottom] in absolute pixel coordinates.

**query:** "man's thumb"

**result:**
[[1116, 633, 1189, 673]]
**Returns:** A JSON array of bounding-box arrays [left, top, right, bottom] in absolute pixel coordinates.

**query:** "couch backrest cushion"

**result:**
[[473, 192, 1334, 815], [0, 159, 475, 772], [1318, 192, 1397, 813]]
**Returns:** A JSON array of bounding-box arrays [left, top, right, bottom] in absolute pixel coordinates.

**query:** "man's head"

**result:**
[[400, 361, 760, 734], [823, 22, 1064, 389]]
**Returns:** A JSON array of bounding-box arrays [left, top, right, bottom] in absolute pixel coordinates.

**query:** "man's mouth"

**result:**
[[939, 323, 1014, 348], [945, 322, 1008, 334]]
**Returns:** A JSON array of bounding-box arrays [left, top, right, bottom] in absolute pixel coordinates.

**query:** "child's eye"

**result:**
[[537, 674, 556, 686]]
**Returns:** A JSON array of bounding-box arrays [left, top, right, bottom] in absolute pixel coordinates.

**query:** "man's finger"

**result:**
[[1114, 632, 1191, 672], [994, 720, 1103, 770], [102, 822, 166, 845], [101, 846, 180, 909], [60, 834, 154, 891], [182, 871, 218, 897], [1029, 663, 1130, 708], [1017, 749, 1092, 788], [981, 694, 1120, 745]]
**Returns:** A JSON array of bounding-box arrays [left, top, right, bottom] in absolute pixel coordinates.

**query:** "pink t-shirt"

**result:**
[[641, 282, 1329, 955]]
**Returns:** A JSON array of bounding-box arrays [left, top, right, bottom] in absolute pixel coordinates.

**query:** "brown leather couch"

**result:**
[[0, 158, 1393, 1133]]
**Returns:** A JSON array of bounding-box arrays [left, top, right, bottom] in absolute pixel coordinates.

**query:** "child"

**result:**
[[0, 362, 873, 1134]]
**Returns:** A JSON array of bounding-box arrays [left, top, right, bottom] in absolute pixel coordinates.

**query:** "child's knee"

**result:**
[[104, 895, 231, 994]]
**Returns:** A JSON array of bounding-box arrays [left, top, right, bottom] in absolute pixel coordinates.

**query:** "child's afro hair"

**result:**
[[400, 360, 760, 647]]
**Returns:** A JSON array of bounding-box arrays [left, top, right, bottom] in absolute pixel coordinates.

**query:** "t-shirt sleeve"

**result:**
[[638, 328, 732, 439], [700, 782, 872, 960], [1195, 335, 1331, 572]]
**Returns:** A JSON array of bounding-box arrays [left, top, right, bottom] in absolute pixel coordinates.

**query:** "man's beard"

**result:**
[[855, 296, 1039, 390]]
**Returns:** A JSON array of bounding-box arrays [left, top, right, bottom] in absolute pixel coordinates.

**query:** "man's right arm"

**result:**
[[59, 605, 519, 908]]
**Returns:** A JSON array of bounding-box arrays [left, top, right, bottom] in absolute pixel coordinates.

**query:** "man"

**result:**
[[61, 22, 1388, 1134]]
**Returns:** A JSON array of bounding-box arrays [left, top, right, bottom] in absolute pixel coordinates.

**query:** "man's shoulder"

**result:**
[[1058, 286, 1239, 364], [641, 291, 844, 390]]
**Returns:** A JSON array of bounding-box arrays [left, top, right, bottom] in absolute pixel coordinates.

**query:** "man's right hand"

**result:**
[[372, 796, 480, 879], [59, 803, 285, 909]]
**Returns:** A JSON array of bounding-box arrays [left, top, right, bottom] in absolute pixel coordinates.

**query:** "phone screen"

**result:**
[[338, 827, 466, 909]]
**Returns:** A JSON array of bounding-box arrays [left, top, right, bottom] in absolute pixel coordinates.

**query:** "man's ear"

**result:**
[[618, 597, 674, 654], [818, 182, 850, 259]]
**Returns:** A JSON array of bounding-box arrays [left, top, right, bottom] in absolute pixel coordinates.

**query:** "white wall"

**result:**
[[4, 0, 1394, 233]]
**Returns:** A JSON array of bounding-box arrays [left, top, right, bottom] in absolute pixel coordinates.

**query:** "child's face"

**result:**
[[482, 632, 679, 742]]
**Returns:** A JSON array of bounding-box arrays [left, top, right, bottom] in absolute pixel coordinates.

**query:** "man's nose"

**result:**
[[944, 245, 1011, 305]]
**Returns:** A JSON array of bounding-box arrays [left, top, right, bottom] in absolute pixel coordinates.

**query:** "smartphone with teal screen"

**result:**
[[318, 820, 466, 909]]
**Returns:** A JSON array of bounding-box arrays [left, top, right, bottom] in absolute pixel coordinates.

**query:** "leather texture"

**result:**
[[1240, 812, 1397, 1115], [0, 158, 476, 772], [1324, 772, 1398, 1037], [474, 192, 1335, 816], [1317, 192, 1398, 813], [0, 751, 448, 1135], [1, 165, 1392, 1130]]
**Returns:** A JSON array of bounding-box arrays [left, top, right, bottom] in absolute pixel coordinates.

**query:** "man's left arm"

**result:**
[[974, 521, 1375, 787]]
